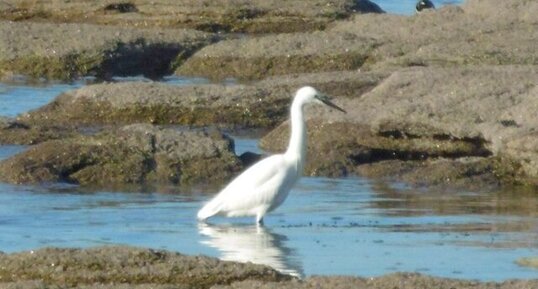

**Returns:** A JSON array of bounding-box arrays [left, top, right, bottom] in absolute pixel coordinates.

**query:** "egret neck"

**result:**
[[285, 96, 307, 173]]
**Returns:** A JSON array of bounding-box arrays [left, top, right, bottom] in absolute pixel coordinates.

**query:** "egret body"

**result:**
[[197, 86, 346, 224]]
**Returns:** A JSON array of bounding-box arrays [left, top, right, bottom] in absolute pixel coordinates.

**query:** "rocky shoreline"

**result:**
[[0, 0, 537, 287], [0, 246, 537, 289], [0, 0, 535, 190]]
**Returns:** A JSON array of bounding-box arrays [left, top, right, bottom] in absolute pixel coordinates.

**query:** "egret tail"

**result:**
[[197, 199, 221, 221]]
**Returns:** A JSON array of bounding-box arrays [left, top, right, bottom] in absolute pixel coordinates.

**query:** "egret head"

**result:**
[[295, 86, 346, 113]]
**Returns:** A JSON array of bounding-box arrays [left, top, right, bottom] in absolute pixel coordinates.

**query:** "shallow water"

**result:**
[[0, 49, 537, 281], [0, 141, 537, 281], [375, 0, 462, 15], [0, 76, 215, 117], [0, 81, 84, 117]]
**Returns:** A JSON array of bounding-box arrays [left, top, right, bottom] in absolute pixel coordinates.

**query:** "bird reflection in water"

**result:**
[[198, 223, 303, 277]]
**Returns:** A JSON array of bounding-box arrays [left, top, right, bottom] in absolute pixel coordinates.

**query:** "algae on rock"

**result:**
[[0, 246, 291, 288], [0, 124, 242, 187], [0, 0, 383, 33], [0, 21, 216, 80]]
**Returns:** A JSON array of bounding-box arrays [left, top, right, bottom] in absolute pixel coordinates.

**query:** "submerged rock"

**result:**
[[0, 21, 215, 80], [0, 246, 291, 288], [0, 0, 382, 34], [0, 124, 241, 186], [516, 256, 538, 269], [177, 0, 537, 80]]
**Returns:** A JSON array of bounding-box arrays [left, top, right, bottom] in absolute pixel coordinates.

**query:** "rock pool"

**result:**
[[0, 140, 537, 281]]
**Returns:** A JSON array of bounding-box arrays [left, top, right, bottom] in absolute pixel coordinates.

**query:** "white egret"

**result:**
[[197, 86, 346, 224]]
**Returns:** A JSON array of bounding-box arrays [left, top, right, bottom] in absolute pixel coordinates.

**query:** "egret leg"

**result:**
[[256, 215, 264, 225]]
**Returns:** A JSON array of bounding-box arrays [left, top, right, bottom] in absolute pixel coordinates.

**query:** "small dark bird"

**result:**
[[416, 0, 435, 12]]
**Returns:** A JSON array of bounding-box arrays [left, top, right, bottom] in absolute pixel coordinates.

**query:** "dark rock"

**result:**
[[352, 0, 385, 14], [0, 124, 242, 187], [416, 0, 435, 12], [239, 151, 263, 167], [103, 2, 138, 13]]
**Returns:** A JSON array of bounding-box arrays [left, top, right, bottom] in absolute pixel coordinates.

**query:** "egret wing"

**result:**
[[200, 154, 289, 217], [220, 154, 286, 195]]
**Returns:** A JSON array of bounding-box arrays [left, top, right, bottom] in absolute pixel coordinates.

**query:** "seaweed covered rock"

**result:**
[[19, 71, 386, 130], [216, 273, 538, 289], [20, 82, 291, 129], [260, 65, 538, 188], [0, 117, 75, 145], [0, 0, 383, 34], [214, 273, 538, 289], [0, 246, 291, 288], [176, 31, 381, 81], [177, 0, 537, 80], [0, 124, 241, 186], [260, 119, 495, 185], [260, 121, 373, 177], [0, 21, 215, 80], [3, 246, 535, 289]]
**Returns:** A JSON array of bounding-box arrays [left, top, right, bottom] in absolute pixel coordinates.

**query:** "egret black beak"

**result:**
[[316, 94, 347, 113]]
